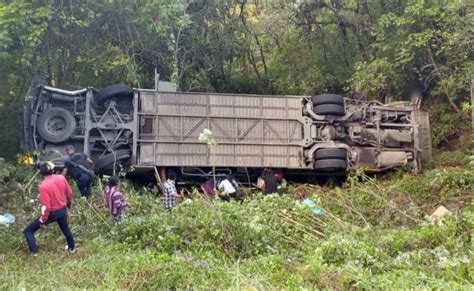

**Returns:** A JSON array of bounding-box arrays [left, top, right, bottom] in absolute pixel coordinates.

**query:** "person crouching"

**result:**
[[218, 174, 239, 201], [24, 161, 75, 255], [104, 176, 128, 221]]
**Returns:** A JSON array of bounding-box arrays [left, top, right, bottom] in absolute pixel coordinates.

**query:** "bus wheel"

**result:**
[[94, 149, 131, 174], [36, 107, 76, 143]]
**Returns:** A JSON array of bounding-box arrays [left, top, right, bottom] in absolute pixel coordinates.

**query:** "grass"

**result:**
[[0, 151, 473, 289]]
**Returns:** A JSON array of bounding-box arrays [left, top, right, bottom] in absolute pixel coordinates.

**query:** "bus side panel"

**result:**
[[136, 91, 308, 169]]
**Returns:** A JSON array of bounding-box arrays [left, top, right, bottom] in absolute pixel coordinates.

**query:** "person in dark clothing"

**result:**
[[62, 145, 94, 198], [24, 161, 75, 255], [407, 74, 429, 108], [261, 168, 278, 195], [351, 86, 365, 102]]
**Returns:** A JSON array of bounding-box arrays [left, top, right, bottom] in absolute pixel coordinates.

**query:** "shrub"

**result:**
[[0, 159, 472, 289], [427, 103, 464, 148]]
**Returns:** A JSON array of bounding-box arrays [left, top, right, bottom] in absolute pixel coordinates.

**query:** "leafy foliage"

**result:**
[[0, 0, 472, 159]]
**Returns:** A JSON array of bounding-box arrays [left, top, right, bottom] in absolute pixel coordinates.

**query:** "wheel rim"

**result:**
[[46, 116, 67, 135]]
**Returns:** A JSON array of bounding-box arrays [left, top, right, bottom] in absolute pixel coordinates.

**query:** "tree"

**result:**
[[0, 0, 472, 159]]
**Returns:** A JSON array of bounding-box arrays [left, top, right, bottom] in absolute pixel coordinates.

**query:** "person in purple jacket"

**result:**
[[104, 176, 129, 221]]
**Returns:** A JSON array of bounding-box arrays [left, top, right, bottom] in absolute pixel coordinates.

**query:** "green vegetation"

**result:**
[[0, 0, 472, 288], [0, 0, 473, 159], [1, 149, 472, 288]]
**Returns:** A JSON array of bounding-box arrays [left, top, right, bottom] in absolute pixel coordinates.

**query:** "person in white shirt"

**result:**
[[218, 175, 239, 201]]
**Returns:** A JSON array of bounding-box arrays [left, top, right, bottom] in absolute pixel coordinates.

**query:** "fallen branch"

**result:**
[[86, 199, 113, 230], [153, 167, 165, 194], [299, 213, 328, 230], [358, 187, 425, 224], [279, 211, 325, 238], [22, 170, 40, 194], [97, 177, 104, 194], [326, 193, 371, 227], [321, 208, 349, 228]]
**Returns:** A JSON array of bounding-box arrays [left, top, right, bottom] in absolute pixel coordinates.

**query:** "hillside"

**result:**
[[0, 1, 472, 287], [0, 147, 472, 289]]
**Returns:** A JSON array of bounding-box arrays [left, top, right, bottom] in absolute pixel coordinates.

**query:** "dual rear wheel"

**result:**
[[311, 95, 347, 172], [312, 94, 345, 116], [314, 148, 347, 172]]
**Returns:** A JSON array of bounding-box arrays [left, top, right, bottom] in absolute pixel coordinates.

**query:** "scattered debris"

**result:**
[[301, 198, 325, 216], [0, 213, 15, 226], [429, 205, 452, 223]]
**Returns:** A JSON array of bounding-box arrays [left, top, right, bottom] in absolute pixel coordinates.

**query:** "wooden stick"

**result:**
[[153, 167, 165, 194], [279, 212, 325, 237], [358, 187, 425, 223], [321, 208, 349, 228], [281, 218, 324, 239], [244, 167, 251, 187], [471, 78, 474, 133], [22, 170, 40, 193], [327, 192, 370, 226], [97, 177, 104, 192], [86, 199, 112, 229], [300, 213, 326, 227]]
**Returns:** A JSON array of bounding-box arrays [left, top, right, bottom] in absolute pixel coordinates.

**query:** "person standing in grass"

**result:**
[[24, 161, 75, 255], [163, 170, 183, 211], [104, 176, 129, 221]]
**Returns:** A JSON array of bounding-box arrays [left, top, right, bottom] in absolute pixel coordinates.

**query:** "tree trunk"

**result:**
[[317, 25, 330, 73], [471, 79, 474, 134]]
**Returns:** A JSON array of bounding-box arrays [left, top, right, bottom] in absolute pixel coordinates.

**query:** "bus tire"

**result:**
[[314, 148, 347, 160], [312, 94, 344, 106], [36, 107, 76, 143], [313, 104, 345, 116], [95, 84, 129, 105], [314, 159, 347, 172], [94, 149, 131, 174]]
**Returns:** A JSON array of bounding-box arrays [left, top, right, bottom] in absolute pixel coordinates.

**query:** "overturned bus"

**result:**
[[21, 73, 432, 180]]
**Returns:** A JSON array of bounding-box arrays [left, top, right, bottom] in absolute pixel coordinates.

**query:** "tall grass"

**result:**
[[0, 161, 472, 289]]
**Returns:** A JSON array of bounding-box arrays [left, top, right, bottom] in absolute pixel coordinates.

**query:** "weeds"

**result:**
[[0, 158, 472, 289]]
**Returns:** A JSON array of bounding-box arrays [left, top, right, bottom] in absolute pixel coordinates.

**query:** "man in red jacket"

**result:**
[[24, 161, 75, 255]]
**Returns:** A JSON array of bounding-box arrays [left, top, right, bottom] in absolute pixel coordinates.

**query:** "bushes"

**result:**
[[0, 163, 35, 194], [426, 168, 474, 198], [298, 213, 472, 289], [426, 103, 465, 149], [0, 158, 472, 288], [116, 195, 319, 259], [1, 192, 471, 289]]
